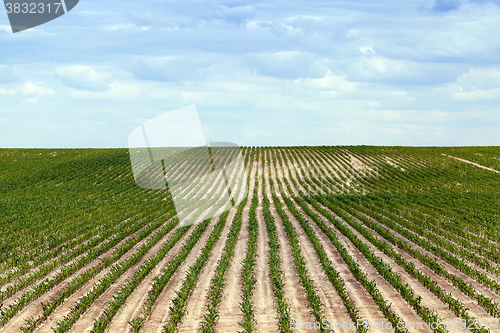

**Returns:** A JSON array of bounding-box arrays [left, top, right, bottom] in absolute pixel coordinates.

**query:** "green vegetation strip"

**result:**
[[46, 216, 179, 333], [128, 217, 212, 332], [281, 195, 367, 333], [318, 195, 490, 333], [89, 224, 191, 332], [357, 198, 500, 296], [238, 181, 259, 333], [335, 196, 500, 319], [262, 193, 292, 333], [200, 199, 247, 332], [271, 191, 329, 332], [0, 209, 148, 300], [293, 196, 408, 333], [161, 210, 232, 332], [0, 210, 172, 328]]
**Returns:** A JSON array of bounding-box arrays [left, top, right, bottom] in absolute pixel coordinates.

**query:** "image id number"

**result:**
[[5, 2, 62, 14]]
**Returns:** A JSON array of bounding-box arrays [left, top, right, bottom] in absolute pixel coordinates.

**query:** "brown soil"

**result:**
[[175, 207, 238, 332], [139, 215, 218, 333], [296, 201, 386, 325], [216, 159, 257, 332]]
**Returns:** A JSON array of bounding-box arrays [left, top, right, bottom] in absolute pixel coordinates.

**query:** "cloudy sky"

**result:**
[[1, 0, 500, 147]]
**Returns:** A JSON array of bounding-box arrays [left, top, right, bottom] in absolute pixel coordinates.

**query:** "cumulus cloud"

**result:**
[[19, 82, 55, 96], [128, 56, 213, 82], [455, 68, 500, 90], [0, 82, 54, 99], [294, 71, 357, 92], [55, 65, 111, 91], [243, 51, 328, 80], [344, 56, 464, 86], [443, 68, 500, 100], [0, 88, 16, 95], [67, 82, 142, 101], [0, 65, 20, 83]]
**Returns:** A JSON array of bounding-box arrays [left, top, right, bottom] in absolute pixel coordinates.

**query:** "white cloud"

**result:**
[[0, 82, 54, 96], [68, 82, 142, 101], [441, 68, 500, 100], [19, 82, 54, 96], [0, 88, 16, 95], [243, 51, 328, 80], [127, 56, 213, 82], [0, 65, 20, 83], [346, 56, 417, 81], [24, 98, 39, 104], [359, 45, 374, 55], [55, 65, 111, 91], [456, 68, 500, 90], [294, 71, 357, 92]]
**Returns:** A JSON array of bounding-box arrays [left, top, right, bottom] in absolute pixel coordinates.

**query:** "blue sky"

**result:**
[[1, 0, 500, 147]]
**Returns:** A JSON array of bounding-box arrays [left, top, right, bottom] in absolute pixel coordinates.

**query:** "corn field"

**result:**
[[0, 146, 500, 332]]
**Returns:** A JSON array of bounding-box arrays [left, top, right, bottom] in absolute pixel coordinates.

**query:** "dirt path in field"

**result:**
[[293, 201, 385, 326], [271, 154, 350, 323], [276, 197, 353, 330], [139, 215, 219, 333], [253, 151, 280, 332], [321, 217, 430, 332], [33, 217, 181, 333], [175, 207, 238, 332], [105, 222, 196, 333], [216, 159, 257, 332], [267, 203, 316, 326], [339, 207, 498, 323], [443, 154, 500, 173], [0, 215, 172, 333]]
